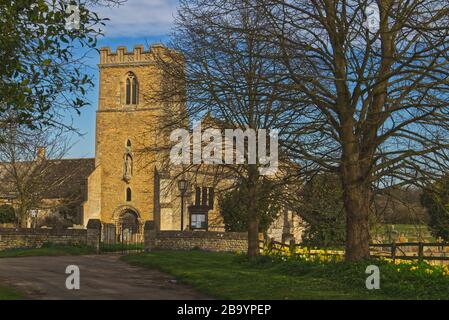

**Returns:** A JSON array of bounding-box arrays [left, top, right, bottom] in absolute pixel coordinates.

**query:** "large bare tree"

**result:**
[[263, 0, 449, 260], [150, 0, 306, 256]]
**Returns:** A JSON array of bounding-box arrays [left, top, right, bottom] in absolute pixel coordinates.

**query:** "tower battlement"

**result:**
[[99, 44, 167, 65]]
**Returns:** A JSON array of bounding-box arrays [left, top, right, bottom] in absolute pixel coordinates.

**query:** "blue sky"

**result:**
[[67, 0, 179, 159]]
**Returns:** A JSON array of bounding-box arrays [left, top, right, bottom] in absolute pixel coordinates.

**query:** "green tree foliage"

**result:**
[[0, 0, 106, 128], [420, 176, 449, 241], [299, 174, 346, 245], [220, 182, 280, 233], [0, 204, 16, 224]]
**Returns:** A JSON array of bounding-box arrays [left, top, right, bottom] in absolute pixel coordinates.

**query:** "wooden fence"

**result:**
[[260, 239, 449, 262]]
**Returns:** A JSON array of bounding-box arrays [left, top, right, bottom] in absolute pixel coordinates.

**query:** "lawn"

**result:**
[[122, 250, 392, 300], [0, 244, 95, 258], [0, 286, 23, 300]]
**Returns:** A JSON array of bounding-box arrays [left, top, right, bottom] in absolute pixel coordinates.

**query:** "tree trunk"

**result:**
[[247, 214, 260, 257], [247, 165, 260, 257], [19, 215, 28, 228], [340, 114, 372, 261], [342, 175, 371, 261]]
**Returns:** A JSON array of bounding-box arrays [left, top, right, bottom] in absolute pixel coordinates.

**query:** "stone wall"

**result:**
[[0, 228, 87, 251], [82, 166, 102, 225], [145, 226, 248, 253]]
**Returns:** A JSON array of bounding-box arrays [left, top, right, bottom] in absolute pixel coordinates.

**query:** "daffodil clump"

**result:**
[[384, 259, 449, 278], [262, 244, 449, 277], [255, 244, 449, 299], [262, 244, 344, 263]]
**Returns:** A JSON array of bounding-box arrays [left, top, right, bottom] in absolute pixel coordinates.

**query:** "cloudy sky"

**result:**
[[95, 0, 178, 38], [68, 0, 179, 158]]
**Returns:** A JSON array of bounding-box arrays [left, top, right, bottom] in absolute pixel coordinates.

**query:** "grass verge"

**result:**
[[0, 244, 95, 258], [122, 250, 397, 300], [0, 286, 24, 300]]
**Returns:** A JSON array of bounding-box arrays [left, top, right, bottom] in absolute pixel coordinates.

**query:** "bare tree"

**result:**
[[148, 0, 306, 256], [262, 0, 449, 260], [0, 118, 80, 227]]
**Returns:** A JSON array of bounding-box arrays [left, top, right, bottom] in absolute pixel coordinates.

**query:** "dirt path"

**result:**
[[0, 254, 211, 300]]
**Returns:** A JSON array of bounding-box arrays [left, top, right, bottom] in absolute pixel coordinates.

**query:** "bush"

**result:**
[[219, 182, 280, 233], [298, 174, 346, 245], [420, 175, 449, 241], [0, 205, 16, 224]]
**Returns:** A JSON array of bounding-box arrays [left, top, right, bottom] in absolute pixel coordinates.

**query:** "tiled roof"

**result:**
[[0, 158, 95, 200]]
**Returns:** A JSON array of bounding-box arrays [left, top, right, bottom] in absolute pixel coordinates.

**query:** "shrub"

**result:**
[[219, 182, 280, 233], [0, 205, 16, 224], [420, 175, 449, 241], [299, 174, 346, 245]]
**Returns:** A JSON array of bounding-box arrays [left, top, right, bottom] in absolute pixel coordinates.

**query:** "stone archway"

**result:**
[[120, 210, 139, 232], [113, 206, 142, 243]]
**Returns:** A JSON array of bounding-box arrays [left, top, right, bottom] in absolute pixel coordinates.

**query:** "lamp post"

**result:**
[[178, 179, 188, 231], [30, 210, 38, 229]]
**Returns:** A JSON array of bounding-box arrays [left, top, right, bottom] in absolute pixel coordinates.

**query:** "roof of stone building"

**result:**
[[0, 158, 96, 201]]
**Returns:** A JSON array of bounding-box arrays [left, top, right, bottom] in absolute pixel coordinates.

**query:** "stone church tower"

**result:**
[[83, 44, 168, 231], [82, 44, 227, 235]]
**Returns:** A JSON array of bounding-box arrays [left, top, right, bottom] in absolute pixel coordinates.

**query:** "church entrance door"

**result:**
[[100, 209, 144, 254], [117, 209, 144, 253]]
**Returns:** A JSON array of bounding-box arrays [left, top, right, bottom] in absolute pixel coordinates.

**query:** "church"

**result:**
[[0, 44, 303, 243], [82, 44, 226, 236]]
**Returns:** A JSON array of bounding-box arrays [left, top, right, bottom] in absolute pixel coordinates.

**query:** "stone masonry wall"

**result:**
[[0, 228, 87, 251], [145, 230, 248, 253]]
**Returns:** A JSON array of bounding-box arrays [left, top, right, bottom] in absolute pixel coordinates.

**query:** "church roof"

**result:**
[[0, 158, 95, 201]]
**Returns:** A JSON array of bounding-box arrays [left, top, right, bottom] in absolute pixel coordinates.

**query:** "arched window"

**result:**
[[126, 188, 132, 202], [125, 72, 138, 105], [126, 78, 131, 105], [132, 77, 138, 104]]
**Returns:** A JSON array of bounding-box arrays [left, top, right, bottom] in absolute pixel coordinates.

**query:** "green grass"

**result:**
[[122, 250, 393, 300], [0, 244, 95, 258], [0, 286, 23, 300]]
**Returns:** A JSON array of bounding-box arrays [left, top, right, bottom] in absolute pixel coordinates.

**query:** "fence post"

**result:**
[[289, 239, 296, 255], [268, 238, 274, 254], [391, 241, 397, 262], [262, 237, 268, 253], [418, 242, 424, 263]]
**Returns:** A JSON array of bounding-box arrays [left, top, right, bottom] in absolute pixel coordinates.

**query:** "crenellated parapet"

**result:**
[[99, 44, 167, 65]]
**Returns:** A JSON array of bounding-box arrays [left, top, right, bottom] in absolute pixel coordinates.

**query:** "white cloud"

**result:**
[[93, 0, 179, 38]]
